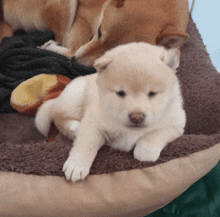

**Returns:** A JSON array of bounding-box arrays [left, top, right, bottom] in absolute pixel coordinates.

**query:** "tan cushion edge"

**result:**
[[0, 143, 219, 217]]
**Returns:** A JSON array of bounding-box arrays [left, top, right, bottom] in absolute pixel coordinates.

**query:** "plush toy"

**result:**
[[10, 74, 71, 142]]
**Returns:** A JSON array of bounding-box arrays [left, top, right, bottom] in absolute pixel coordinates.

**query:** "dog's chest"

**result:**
[[104, 130, 145, 152]]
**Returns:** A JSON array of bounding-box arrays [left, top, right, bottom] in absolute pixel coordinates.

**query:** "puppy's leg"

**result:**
[[53, 76, 87, 119], [0, 21, 13, 43], [55, 119, 79, 140], [50, 76, 87, 138], [63, 119, 105, 182], [134, 127, 184, 162]]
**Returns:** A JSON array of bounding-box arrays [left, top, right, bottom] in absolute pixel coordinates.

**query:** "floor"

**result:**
[[188, 0, 220, 72]]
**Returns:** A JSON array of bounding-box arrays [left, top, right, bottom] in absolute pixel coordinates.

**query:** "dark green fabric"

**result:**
[[145, 162, 220, 217], [0, 30, 96, 113]]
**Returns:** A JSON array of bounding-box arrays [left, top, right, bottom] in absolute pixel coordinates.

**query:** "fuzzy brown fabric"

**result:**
[[0, 17, 220, 177]]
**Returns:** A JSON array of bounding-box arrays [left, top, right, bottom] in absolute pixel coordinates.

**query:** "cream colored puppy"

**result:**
[[35, 42, 186, 182]]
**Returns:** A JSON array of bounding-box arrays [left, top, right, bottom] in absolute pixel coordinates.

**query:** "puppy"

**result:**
[[35, 42, 186, 182], [0, 0, 189, 60]]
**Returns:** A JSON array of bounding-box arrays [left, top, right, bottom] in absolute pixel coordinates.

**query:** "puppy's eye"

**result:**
[[98, 26, 102, 39], [117, 90, 126, 97], [148, 91, 157, 97]]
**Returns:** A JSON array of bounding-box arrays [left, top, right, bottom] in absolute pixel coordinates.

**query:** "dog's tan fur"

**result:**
[[75, 0, 189, 66], [1, 0, 77, 55], [0, 0, 106, 57], [35, 43, 186, 182], [0, 0, 189, 61]]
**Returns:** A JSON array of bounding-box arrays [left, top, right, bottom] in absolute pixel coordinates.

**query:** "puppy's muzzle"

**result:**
[[129, 113, 145, 125]]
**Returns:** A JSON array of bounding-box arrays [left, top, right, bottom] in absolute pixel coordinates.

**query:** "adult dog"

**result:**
[[0, 0, 189, 63]]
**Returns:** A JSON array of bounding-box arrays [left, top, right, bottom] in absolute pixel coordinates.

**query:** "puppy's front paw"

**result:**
[[134, 144, 161, 162], [62, 154, 91, 182]]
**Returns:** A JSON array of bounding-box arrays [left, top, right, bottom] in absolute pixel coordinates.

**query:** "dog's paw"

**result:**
[[62, 154, 91, 182], [38, 40, 59, 50], [134, 144, 161, 162], [38, 40, 69, 55]]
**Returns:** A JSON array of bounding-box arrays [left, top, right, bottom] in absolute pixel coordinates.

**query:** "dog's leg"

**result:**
[[41, 0, 76, 43], [63, 119, 105, 182], [63, 16, 95, 56], [0, 21, 13, 43], [134, 127, 184, 162], [55, 119, 79, 140], [48, 74, 90, 141], [39, 0, 78, 58], [40, 16, 94, 58]]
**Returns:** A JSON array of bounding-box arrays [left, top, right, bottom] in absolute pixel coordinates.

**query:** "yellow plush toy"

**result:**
[[10, 74, 71, 142]]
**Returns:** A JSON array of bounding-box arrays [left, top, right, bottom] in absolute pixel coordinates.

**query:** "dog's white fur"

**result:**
[[35, 42, 186, 182]]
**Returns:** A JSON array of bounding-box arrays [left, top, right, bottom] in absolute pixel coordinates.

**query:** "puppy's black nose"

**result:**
[[129, 113, 145, 124]]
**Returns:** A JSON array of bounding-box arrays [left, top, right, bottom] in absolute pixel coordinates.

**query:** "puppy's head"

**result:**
[[74, 0, 188, 66], [94, 42, 180, 128]]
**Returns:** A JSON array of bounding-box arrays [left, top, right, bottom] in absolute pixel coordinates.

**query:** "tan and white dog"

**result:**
[[35, 42, 186, 182], [0, 0, 189, 62]]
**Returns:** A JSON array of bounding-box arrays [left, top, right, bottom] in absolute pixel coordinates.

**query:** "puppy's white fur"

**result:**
[[35, 42, 186, 182]]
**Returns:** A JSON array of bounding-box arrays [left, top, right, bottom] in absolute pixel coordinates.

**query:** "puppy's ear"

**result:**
[[94, 57, 113, 72], [161, 49, 180, 70], [110, 0, 125, 8], [156, 26, 189, 49]]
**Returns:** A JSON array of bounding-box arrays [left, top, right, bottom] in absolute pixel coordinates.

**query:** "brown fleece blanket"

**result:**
[[0, 17, 220, 177]]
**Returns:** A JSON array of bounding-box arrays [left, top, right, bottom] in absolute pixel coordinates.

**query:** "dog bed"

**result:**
[[0, 17, 220, 217]]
